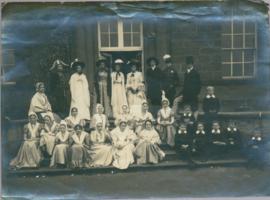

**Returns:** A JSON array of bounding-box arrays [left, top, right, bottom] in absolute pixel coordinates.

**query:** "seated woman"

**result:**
[[70, 124, 89, 168], [50, 120, 71, 168], [40, 113, 59, 157], [135, 120, 165, 164], [88, 122, 113, 167], [115, 105, 135, 131], [157, 98, 176, 147], [135, 101, 154, 134], [91, 104, 109, 130], [10, 112, 42, 169], [65, 107, 85, 132], [110, 119, 137, 169]]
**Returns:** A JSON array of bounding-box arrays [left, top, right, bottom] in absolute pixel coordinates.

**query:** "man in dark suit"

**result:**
[[146, 57, 163, 115], [162, 54, 180, 105], [181, 56, 201, 119]]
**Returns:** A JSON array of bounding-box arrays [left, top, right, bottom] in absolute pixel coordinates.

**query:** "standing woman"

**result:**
[[28, 82, 53, 121], [10, 113, 42, 169], [40, 113, 59, 157], [135, 120, 165, 164], [69, 58, 91, 121], [111, 59, 128, 118], [88, 122, 113, 167], [70, 124, 89, 168], [126, 60, 146, 116], [110, 119, 137, 169], [50, 120, 70, 168], [95, 57, 112, 117]]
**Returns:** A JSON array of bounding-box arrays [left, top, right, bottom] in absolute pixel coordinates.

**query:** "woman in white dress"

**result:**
[[70, 124, 89, 168], [110, 119, 137, 169], [126, 60, 146, 116], [111, 59, 128, 118], [65, 107, 85, 132], [50, 121, 70, 168], [135, 101, 154, 134], [28, 82, 52, 120], [135, 120, 165, 164], [40, 113, 59, 157], [115, 105, 134, 128], [157, 98, 176, 147], [69, 59, 90, 120], [88, 122, 113, 167], [91, 104, 109, 130], [10, 113, 42, 169]]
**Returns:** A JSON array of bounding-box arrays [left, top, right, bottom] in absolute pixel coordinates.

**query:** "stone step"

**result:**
[[7, 158, 247, 177]]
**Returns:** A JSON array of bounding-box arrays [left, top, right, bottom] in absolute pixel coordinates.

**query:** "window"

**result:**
[[221, 10, 257, 79], [98, 19, 143, 51], [1, 49, 16, 84]]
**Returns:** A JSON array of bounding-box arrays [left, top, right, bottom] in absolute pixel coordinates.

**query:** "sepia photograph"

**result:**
[[1, 0, 270, 199]]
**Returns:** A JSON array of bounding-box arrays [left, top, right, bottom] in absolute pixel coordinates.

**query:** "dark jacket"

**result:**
[[146, 67, 163, 105], [203, 96, 220, 113], [182, 68, 201, 101]]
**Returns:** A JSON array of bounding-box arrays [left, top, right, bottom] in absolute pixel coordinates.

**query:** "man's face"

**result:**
[[179, 125, 186, 132], [56, 64, 64, 72], [97, 107, 103, 114], [100, 62, 106, 68], [207, 88, 214, 95]]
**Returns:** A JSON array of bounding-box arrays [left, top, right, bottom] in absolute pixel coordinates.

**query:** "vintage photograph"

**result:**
[[1, 0, 270, 199]]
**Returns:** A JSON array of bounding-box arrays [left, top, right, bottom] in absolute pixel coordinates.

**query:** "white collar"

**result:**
[[212, 129, 221, 134], [178, 130, 187, 134], [227, 127, 237, 132], [187, 67, 194, 73], [196, 130, 205, 135], [206, 94, 216, 99], [151, 66, 156, 70], [252, 136, 262, 141], [183, 113, 192, 117]]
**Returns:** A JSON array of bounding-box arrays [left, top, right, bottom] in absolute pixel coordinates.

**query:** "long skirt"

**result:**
[[135, 141, 165, 164], [157, 124, 176, 147], [112, 143, 135, 169], [50, 144, 69, 167], [40, 134, 56, 156], [71, 144, 88, 168], [88, 144, 113, 167], [10, 140, 42, 169]]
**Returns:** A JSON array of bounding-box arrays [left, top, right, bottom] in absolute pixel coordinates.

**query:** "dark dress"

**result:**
[[182, 68, 201, 111], [181, 113, 196, 134], [146, 67, 163, 106], [210, 130, 227, 156], [225, 127, 242, 150], [175, 131, 192, 159], [192, 131, 209, 156], [246, 135, 265, 165], [162, 66, 179, 105], [47, 71, 71, 117], [202, 96, 220, 130]]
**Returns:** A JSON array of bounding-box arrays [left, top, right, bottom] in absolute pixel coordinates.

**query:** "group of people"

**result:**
[[9, 54, 267, 170]]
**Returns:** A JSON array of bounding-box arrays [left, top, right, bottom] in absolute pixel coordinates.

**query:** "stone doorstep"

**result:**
[[7, 158, 247, 177]]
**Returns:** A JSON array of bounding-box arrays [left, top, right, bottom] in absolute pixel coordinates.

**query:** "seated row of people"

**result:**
[[10, 112, 165, 170]]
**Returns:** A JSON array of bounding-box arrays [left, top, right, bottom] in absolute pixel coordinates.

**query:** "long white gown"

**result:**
[[110, 127, 137, 169], [126, 71, 146, 116], [111, 72, 128, 118], [10, 123, 42, 168], [50, 131, 70, 167], [69, 73, 90, 120]]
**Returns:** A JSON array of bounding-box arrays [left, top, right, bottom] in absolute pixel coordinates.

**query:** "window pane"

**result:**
[[110, 21, 118, 33], [124, 33, 131, 46], [233, 35, 243, 48], [222, 21, 232, 34], [221, 35, 232, 49], [221, 51, 231, 63], [244, 63, 255, 76], [244, 50, 255, 62], [101, 33, 109, 47], [110, 33, 118, 47], [100, 22, 109, 33], [133, 33, 141, 46], [232, 50, 242, 63], [132, 22, 141, 33], [123, 22, 132, 33], [245, 35, 255, 48], [233, 21, 243, 34], [232, 63, 243, 76], [245, 21, 255, 33], [222, 64, 231, 77]]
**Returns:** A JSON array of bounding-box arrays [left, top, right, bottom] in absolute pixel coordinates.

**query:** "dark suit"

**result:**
[[202, 96, 220, 130], [162, 66, 179, 105], [182, 68, 201, 111], [146, 67, 163, 105]]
